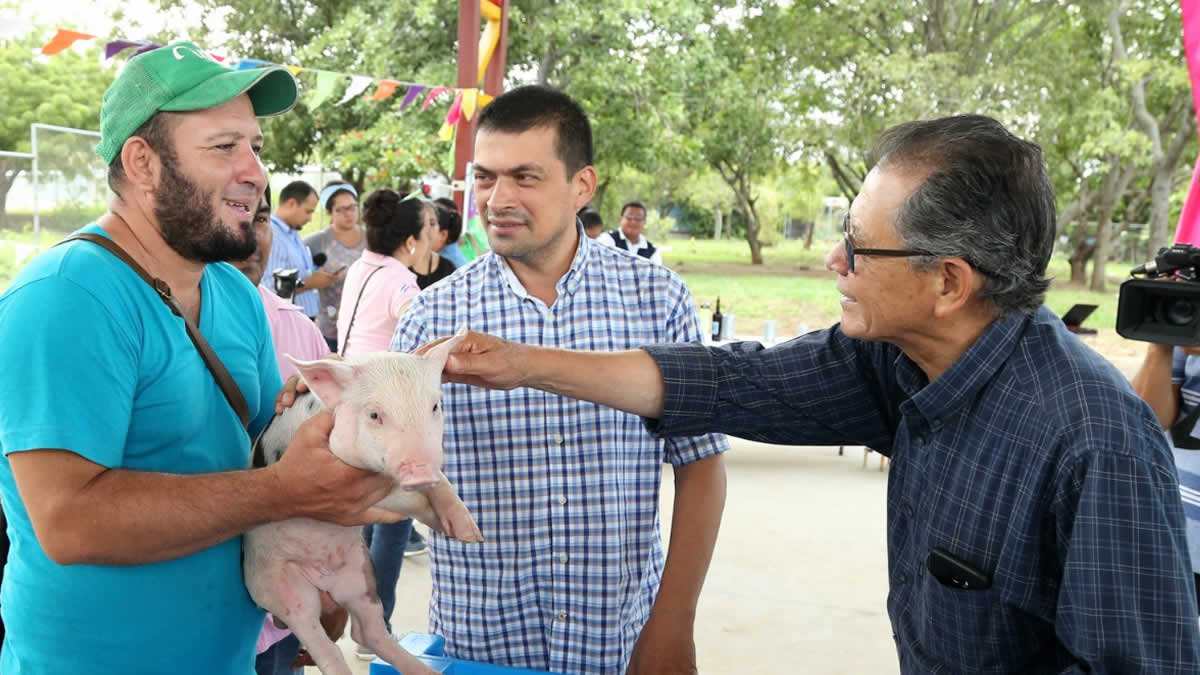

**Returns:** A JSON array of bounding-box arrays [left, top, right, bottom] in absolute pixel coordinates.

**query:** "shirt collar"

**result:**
[[897, 308, 1033, 427], [269, 214, 297, 238], [494, 220, 591, 304], [361, 250, 405, 267], [612, 228, 645, 248]]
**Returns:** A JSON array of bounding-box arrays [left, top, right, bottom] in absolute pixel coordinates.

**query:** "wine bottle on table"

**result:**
[[711, 297, 723, 342]]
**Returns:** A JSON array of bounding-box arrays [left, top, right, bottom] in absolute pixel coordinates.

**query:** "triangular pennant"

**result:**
[[104, 40, 142, 60], [286, 65, 306, 75], [478, 93, 495, 108], [133, 43, 162, 56], [461, 88, 478, 121], [422, 86, 451, 111], [237, 58, 266, 71], [336, 75, 374, 106], [399, 85, 426, 110], [373, 79, 401, 101], [307, 71, 341, 109], [41, 28, 95, 55], [438, 122, 455, 141], [445, 91, 463, 126]]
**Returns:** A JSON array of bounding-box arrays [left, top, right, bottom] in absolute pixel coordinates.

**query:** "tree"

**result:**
[[0, 34, 114, 227]]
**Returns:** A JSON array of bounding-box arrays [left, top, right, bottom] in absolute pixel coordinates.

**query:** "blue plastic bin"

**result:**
[[367, 633, 558, 674]]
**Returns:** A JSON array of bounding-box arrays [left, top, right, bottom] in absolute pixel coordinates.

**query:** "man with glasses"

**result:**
[[598, 199, 663, 264], [431, 114, 1200, 673]]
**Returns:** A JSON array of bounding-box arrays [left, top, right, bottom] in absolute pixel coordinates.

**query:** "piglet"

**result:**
[[243, 332, 481, 675]]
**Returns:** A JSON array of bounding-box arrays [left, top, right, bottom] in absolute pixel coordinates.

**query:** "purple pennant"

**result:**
[[398, 85, 425, 111], [133, 42, 162, 56], [104, 40, 143, 60]]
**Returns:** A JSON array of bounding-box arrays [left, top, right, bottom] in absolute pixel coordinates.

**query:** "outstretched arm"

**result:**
[[432, 330, 668, 419]]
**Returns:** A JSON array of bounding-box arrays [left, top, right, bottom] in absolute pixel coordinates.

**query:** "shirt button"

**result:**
[[559, 553, 569, 563], [553, 434, 564, 445], [897, 572, 909, 585], [558, 612, 568, 620], [557, 495, 567, 506]]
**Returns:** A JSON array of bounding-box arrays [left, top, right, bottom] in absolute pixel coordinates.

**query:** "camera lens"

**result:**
[[1165, 298, 1196, 326]]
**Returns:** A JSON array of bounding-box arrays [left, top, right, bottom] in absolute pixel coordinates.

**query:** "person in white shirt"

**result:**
[[598, 200, 663, 264]]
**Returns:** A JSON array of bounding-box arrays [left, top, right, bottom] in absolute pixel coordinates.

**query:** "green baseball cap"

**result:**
[[96, 41, 298, 164]]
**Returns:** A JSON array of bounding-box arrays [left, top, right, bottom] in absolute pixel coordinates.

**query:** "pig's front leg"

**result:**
[[422, 472, 483, 542], [373, 472, 482, 543]]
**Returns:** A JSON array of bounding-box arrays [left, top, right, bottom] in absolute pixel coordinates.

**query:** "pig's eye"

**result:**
[[369, 411, 381, 422], [432, 402, 440, 413]]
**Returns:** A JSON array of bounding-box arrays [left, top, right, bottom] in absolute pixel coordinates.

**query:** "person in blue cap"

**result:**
[[0, 41, 403, 674]]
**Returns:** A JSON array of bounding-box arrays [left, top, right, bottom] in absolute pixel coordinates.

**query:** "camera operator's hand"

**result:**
[[303, 270, 337, 290]]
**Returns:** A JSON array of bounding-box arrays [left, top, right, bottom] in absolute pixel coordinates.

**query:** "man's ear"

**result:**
[[571, 166, 598, 212], [931, 257, 984, 318], [119, 136, 162, 194]]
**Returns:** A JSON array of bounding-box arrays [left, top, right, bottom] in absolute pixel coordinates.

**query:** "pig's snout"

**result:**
[[393, 462, 440, 490]]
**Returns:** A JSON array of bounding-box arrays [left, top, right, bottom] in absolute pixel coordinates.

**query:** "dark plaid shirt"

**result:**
[[643, 306, 1200, 674]]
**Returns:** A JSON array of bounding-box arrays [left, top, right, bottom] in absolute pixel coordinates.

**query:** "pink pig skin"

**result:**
[[244, 331, 481, 675]]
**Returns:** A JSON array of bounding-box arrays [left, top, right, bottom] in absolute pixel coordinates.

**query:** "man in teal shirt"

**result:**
[[0, 42, 400, 674]]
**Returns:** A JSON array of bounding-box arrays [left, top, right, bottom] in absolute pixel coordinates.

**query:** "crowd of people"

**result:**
[[1, 38, 1200, 675]]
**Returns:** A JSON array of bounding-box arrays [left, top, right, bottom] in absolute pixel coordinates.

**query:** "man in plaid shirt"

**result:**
[[390, 85, 728, 674], [434, 115, 1200, 673]]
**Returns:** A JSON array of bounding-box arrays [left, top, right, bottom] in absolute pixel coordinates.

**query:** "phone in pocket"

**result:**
[[926, 547, 992, 590]]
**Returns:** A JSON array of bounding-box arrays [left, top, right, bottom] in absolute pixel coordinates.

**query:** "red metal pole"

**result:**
[[453, 0, 482, 212]]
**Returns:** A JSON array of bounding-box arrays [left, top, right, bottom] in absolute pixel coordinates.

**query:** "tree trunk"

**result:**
[[713, 207, 723, 240], [804, 213, 815, 249], [1069, 246, 1093, 283], [1089, 159, 1139, 292], [824, 151, 863, 201], [591, 177, 610, 217], [714, 162, 763, 264]]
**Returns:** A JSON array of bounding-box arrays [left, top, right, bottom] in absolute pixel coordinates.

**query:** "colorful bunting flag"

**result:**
[[104, 39, 142, 59], [461, 88, 478, 121], [445, 92, 464, 127], [37, 27, 489, 143], [422, 86, 452, 111], [373, 79, 401, 101], [40, 28, 95, 55], [336, 75, 374, 106], [307, 71, 340, 109], [399, 85, 426, 110]]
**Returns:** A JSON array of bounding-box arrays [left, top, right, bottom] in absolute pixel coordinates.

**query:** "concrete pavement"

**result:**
[[320, 438, 898, 674]]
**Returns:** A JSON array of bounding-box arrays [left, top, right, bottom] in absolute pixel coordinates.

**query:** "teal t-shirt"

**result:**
[[0, 224, 282, 674]]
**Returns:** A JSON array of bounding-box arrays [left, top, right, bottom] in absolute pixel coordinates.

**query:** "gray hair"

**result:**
[[873, 114, 1056, 315]]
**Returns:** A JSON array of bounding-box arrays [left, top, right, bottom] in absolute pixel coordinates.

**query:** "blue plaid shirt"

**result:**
[[643, 306, 1200, 674], [389, 231, 728, 674]]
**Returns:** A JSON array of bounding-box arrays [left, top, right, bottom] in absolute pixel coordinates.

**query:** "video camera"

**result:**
[[1116, 243, 1200, 345], [270, 253, 327, 302]]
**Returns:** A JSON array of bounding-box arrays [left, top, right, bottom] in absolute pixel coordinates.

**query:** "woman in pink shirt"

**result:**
[[336, 189, 437, 358], [335, 189, 439, 659]]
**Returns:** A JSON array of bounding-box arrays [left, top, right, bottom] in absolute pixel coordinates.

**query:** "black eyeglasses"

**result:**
[[841, 215, 995, 277], [842, 215, 935, 273]]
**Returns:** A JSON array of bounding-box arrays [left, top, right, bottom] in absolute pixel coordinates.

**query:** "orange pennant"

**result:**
[[373, 79, 401, 101], [41, 28, 96, 55]]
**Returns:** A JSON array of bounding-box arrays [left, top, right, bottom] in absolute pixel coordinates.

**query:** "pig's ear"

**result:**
[[285, 355, 356, 408], [420, 327, 468, 372]]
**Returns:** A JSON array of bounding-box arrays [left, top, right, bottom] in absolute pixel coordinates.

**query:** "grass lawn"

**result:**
[[0, 229, 1137, 340]]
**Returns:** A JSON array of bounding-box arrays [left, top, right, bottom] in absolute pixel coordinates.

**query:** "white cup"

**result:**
[[763, 319, 777, 344]]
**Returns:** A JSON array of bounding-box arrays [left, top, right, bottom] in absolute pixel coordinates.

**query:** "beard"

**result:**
[[154, 158, 256, 263]]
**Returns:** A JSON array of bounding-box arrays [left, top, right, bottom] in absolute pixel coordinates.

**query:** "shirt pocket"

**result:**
[[915, 573, 1007, 673]]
